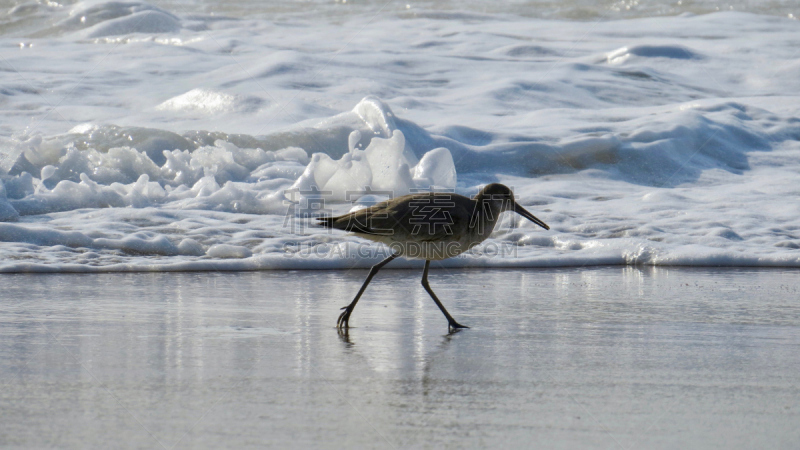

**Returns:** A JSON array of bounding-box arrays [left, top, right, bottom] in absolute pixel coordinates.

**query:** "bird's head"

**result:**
[[476, 183, 549, 230]]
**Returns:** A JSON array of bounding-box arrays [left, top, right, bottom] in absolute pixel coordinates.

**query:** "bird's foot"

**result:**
[[448, 321, 469, 333], [337, 305, 353, 329]]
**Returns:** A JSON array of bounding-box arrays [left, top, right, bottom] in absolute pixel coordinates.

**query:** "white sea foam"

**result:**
[[1, 1, 799, 271]]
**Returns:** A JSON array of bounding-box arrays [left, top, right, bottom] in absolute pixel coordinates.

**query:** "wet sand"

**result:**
[[1, 267, 799, 448]]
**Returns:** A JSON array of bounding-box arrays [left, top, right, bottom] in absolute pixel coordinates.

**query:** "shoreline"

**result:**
[[3, 258, 800, 273]]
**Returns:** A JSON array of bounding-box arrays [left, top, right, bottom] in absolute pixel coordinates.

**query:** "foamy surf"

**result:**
[[1, 2, 799, 271]]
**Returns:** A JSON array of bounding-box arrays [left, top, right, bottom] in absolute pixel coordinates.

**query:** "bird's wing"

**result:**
[[317, 193, 471, 241], [316, 205, 398, 236], [378, 193, 469, 242]]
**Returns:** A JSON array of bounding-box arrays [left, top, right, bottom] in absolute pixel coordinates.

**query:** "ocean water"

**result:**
[[1, 0, 799, 271]]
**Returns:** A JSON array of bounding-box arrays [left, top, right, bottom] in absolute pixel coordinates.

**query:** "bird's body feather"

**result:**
[[318, 191, 492, 260]]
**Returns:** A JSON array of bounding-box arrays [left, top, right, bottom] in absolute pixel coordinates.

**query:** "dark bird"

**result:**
[[317, 183, 549, 332]]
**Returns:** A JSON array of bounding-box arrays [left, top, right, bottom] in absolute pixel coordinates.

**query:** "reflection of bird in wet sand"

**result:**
[[318, 183, 550, 333]]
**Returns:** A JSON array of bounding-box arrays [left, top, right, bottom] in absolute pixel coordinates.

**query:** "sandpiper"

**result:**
[[317, 183, 549, 332]]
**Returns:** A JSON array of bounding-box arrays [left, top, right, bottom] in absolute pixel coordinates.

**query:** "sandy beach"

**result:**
[[2, 267, 798, 448]]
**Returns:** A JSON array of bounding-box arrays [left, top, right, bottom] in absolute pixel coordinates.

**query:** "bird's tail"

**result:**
[[316, 216, 335, 229]]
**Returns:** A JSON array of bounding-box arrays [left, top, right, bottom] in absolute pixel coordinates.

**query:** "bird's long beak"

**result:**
[[513, 203, 550, 230]]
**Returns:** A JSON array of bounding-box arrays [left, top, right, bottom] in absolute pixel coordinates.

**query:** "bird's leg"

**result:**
[[421, 260, 469, 332], [338, 253, 397, 329]]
